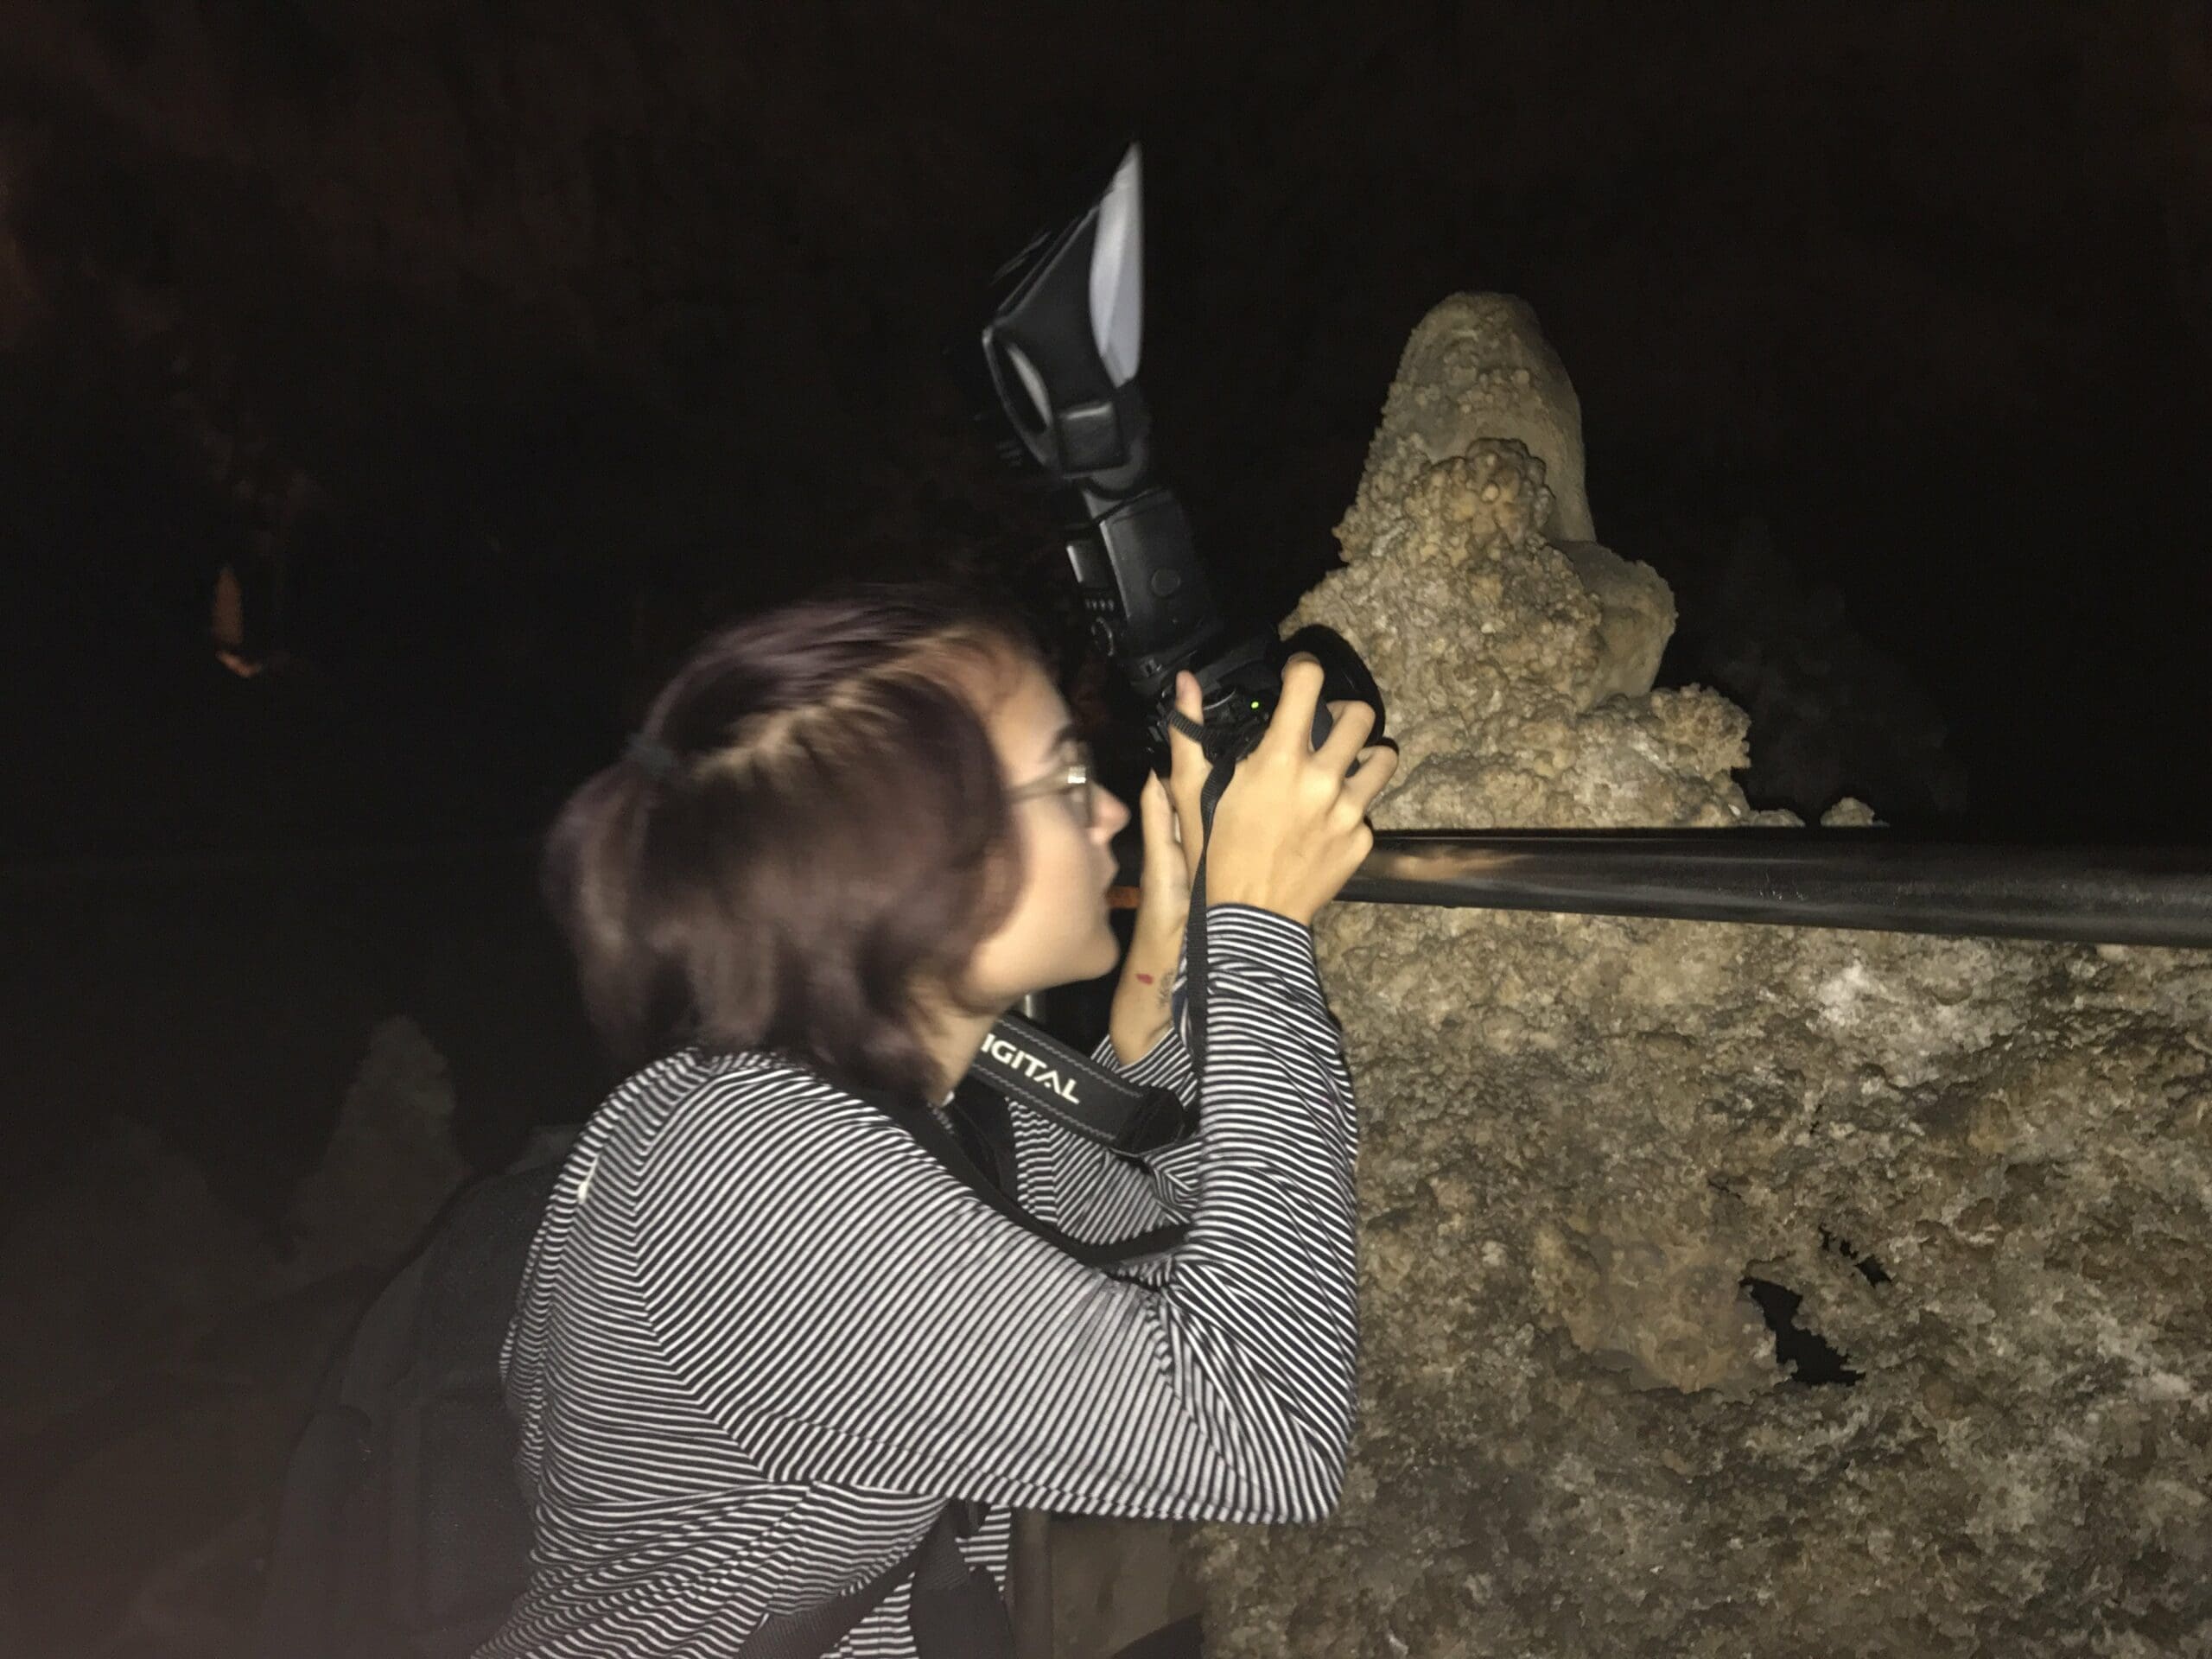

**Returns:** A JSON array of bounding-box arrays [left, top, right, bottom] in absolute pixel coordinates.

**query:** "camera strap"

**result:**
[[967, 1010, 1192, 1155]]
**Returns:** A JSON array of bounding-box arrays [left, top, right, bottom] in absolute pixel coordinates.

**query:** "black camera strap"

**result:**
[[967, 1009, 1192, 1155]]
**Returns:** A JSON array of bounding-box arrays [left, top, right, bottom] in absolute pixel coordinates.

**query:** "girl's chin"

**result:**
[[1083, 912, 1122, 970]]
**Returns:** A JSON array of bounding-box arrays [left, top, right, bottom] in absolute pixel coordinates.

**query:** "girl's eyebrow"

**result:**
[[1039, 720, 1078, 766]]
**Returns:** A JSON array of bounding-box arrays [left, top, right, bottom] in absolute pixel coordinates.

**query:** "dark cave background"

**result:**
[[1, 2, 2209, 1650]]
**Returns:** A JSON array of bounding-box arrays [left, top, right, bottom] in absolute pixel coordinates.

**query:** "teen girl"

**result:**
[[482, 580, 1396, 1656]]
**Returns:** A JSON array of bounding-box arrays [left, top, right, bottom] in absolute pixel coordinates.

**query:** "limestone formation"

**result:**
[[1185, 296, 2212, 1657], [1336, 294, 1600, 551], [0, 1015, 470, 1655]]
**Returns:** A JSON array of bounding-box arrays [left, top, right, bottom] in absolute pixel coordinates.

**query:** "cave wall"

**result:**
[[3, 0, 2210, 848], [1183, 295, 2212, 1657]]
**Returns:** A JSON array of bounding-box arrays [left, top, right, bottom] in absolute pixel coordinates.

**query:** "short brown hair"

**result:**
[[542, 579, 1046, 1101]]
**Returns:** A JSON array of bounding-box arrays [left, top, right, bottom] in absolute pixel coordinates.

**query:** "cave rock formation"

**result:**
[[1186, 295, 2212, 1659]]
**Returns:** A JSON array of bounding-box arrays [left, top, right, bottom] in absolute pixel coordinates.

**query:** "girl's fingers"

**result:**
[[1142, 772, 1186, 853], [1262, 655, 1327, 758], [1315, 698, 1377, 774], [1147, 772, 1182, 844], [1343, 742, 1401, 815]]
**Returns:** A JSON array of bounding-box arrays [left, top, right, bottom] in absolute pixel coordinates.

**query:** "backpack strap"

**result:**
[[733, 1084, 1033, 1659], [758, 1077, 1186, 1659], [855, 1080, 1188, 1269], [735, 1502, 1008, 1659]]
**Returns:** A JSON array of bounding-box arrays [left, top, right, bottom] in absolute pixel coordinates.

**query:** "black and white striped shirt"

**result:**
[[480, 904, 1358, 1657]]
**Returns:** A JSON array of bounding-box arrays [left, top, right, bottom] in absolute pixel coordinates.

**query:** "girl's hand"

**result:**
[[1197, 655, 1399, 927], [1133, 770, 1190, 932], [1150, 668, 1221, 925], [1111, 671, 1210, 1065], [1149, 663, 1384, 925]]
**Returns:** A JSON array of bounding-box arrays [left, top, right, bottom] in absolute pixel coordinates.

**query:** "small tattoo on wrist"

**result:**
[[1135, 973, 1155, 985]]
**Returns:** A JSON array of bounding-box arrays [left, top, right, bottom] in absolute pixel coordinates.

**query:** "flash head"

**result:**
[[978, 144, 1149, 488]]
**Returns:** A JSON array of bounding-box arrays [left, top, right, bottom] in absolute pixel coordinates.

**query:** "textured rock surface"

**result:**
[[0, 1014, 469, 1656], [1186, 296, 2212, 1657], [288, 1013, 472, 1269], [1337, 294, 1599, 547]]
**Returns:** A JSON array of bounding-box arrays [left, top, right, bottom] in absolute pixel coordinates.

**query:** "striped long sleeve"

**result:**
[[480, 903, 1358, 1658], [1010, 938, 1205, 1246]]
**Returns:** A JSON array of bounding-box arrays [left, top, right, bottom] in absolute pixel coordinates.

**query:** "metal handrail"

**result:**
[[1118, 829, 2212, 950]]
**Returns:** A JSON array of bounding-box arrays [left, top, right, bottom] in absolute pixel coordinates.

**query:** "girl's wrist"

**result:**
[[1133, 901, 1189, 938]]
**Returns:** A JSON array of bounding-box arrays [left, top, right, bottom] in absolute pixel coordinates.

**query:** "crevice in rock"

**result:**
[[1741, 1277, 1863, 1386], [1820, 1227, 1892, 1287]]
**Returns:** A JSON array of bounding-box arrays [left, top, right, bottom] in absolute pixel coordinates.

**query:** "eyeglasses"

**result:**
[[1007, 741, 1096, 824]]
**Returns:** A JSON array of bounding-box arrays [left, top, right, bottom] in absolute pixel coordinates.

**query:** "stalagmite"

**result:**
[[1185, 296, 2212, 1658]]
